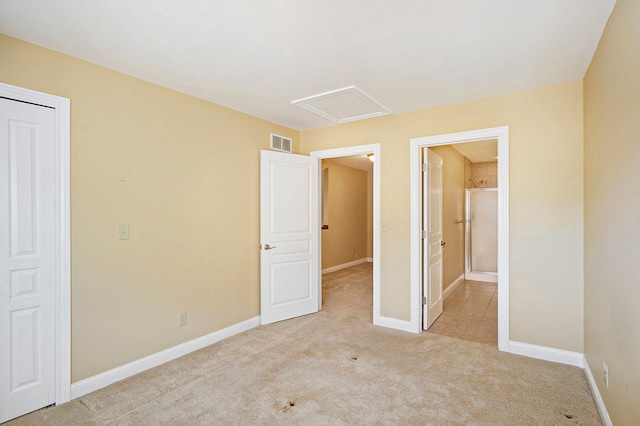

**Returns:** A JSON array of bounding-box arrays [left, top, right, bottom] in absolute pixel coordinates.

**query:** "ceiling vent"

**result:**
[[270, 133, 292, 153], [291, 86, 390, 124]]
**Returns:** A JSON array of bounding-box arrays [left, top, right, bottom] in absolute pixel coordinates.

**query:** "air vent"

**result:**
[[270, 133, 292, 153]]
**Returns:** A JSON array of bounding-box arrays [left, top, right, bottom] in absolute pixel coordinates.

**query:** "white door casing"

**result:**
[[422, 148, 443, 329], [0, 83, 71, 423], [310, 144, 383, 328], [260, 150, 319, 325], [410, 126, 509, 350], [0, 98, 55, 422]]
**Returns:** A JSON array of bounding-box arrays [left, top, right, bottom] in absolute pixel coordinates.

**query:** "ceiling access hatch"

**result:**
[[291, 86, 391, 124]]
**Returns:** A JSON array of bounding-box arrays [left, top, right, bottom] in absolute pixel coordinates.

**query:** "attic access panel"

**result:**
[[292, 86, 390, 124]]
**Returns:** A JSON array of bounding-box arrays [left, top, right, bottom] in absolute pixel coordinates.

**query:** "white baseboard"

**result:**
[[374, 315, 415, 333], [508, 341, 584, 367], [583, 356, 613, 426], [443, 274, 465, 300], [322, 258, 370, 274], [70, 316, 261, 400], [464, 271, 498, 283]]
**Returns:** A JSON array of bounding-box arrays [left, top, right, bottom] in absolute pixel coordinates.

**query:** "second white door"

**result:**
[[260, 150, 319, 325], [422, 148, 443, 329]]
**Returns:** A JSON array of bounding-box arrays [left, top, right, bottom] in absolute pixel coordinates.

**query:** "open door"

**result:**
[[260, 150, 319, 325], [0, 97, 57, 422], [422, 148, 444, 329]]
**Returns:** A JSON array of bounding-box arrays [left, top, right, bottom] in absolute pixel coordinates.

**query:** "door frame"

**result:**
[[410, 127, 510, 351], [310, 144, 382, 326], [0, 82, 71, 404]]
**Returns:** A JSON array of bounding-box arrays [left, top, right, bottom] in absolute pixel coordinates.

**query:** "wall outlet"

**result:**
[[178, 312, 187, 327], [603, 361, 609, 387]]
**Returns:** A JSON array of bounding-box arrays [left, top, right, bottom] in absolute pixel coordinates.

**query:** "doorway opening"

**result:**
[[410, 127, 509, 351], [427, 143, 499, 346], [310, 144, 381, 326]]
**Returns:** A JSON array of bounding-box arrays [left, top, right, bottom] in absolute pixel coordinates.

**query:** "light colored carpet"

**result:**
[[7, 263, 601, 425]]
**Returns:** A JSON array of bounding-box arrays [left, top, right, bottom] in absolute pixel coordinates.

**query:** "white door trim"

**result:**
[[310, 144, 381, 326], [410, 127, 510, 351], [0, 82, 71, 403]]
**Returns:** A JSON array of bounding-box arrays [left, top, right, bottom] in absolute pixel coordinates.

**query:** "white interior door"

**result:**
[[260, 150, 319, 325], [423, 148, 443, 329], [0, 98, 57, 422]]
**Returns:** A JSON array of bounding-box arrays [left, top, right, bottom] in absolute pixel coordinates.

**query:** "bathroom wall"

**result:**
[[464, 158, 473, 189], [429, 146, 466, 290], [469, 161, 498, 188]]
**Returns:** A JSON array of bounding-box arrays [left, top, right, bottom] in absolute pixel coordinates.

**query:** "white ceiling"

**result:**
[[452, 140, 498, 163], [0, 0, 616, 130], [323, 155, 373, 172]]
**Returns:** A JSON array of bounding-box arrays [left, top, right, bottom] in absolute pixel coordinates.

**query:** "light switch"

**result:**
[[118, 224, 129, 240]]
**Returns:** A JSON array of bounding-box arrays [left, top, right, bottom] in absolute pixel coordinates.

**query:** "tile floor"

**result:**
[[427, 280, 498, 346]]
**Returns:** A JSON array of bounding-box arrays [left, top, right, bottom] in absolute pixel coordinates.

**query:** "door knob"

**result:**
[[440, 241, 446, 246], [263, 244, 277, 250]]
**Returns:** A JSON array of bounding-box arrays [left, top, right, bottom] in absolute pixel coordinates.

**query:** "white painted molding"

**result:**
[[583, 357, 613, 426], [464, 271, 498, 283], [374, 315, 416, 333], [508, 341, 584, 368], [0, 82, 72, 405], [410, 126, 510, 343], [322, 258, 369, 274], [71, 316, 260, 400], [443, 274, 465, 300]]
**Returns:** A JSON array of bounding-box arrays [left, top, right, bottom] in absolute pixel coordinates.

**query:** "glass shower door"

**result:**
[[465, 188, 498, 282]]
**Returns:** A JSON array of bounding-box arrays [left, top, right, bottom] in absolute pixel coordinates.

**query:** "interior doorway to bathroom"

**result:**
[[410, 126, 509, 350], [428, 142, 499, 345]]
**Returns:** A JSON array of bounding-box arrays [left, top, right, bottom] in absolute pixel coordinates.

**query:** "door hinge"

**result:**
[[421, 163, 427, 173], [422, 296, 427, 305], [421, 230, 427, 239]]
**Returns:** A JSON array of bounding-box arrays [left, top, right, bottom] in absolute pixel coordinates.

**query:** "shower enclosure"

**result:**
[[465, 188, 498, 282]]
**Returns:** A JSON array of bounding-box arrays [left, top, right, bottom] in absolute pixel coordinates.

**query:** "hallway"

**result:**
[[427, 280, 498, 346]]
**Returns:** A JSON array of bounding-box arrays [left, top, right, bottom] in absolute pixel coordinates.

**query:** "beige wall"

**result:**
[[321, 161, 368, 269], [301, 81, 584, 352], [584, 0, 640, 423], [1, 31, 594, 388], [429, 146, 465, 289], [0, 35, 299, 382]]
